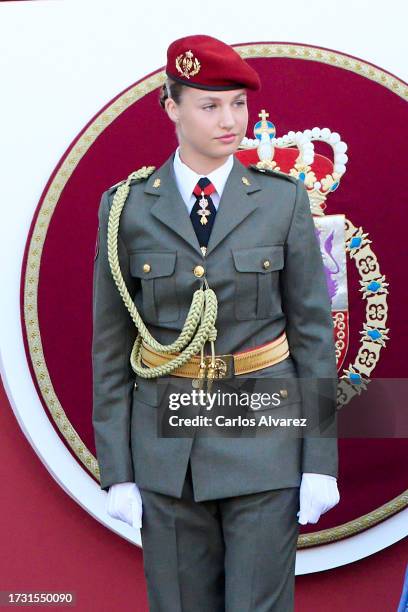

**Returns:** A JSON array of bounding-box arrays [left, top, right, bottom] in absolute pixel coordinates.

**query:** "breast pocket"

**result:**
[[129, 251, 179, 322], [232, 245, 284, 320]]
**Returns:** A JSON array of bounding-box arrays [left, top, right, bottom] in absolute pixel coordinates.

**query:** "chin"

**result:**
[[214, 141, 240, 155]]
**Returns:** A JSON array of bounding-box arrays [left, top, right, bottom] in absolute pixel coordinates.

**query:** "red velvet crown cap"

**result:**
[[166, 34, 261, 91]]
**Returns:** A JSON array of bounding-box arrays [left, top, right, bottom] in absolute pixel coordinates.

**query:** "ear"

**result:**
[[164, 97, 179, 124]]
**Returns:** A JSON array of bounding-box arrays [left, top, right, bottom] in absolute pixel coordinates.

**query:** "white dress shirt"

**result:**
[[173, 147, 234, 214]]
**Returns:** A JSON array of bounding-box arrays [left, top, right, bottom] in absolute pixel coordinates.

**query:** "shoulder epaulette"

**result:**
[[248, 163, 297, 185], [107, 165, 156, 195]]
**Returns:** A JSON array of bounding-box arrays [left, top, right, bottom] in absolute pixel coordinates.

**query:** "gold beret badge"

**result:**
[[175, 50, 201, 79]]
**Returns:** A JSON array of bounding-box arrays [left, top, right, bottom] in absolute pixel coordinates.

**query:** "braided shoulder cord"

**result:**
[[106, 168, 218, 378]]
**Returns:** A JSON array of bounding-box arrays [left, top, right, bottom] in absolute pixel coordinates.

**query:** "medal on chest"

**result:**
[[197, 190, 211, 225]]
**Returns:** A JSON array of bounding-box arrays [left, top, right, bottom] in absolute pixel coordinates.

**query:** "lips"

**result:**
[[217, 134, 236, 142]]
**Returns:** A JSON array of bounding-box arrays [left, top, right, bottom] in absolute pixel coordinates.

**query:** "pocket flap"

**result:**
[[129, 251, 177, 278], [133, 377, 159, 406], [133, 377, 171, 408], [232, 245, 284, 273], [245, 377, 302, 411]]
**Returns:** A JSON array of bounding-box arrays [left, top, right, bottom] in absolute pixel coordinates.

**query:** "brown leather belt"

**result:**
[[140, 332, 290, 379]]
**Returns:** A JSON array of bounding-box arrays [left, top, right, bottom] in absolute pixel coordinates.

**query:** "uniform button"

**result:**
[[262, 260, 270, 269], [143, 263, 151, 273], [279, 389, 288, 399], [193, 265, 205, 278]]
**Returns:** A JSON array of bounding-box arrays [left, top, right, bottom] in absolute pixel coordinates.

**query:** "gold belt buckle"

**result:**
[[192, 354, 235, 390], [204, 354, 235, 380]]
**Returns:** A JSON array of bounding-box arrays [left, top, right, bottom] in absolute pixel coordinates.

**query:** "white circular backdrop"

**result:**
[[1, 0, 407, 574]]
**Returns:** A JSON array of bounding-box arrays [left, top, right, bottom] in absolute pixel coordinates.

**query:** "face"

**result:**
[[165, 87, 248, 163]]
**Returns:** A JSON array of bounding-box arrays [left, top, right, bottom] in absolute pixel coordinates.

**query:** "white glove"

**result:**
[[297, 472, 340, 525], [106, 482, 143, 529]]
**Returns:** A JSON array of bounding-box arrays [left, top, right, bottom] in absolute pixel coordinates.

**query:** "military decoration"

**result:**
[[175, 50, 201, 80], [197, 191, 211, 225]]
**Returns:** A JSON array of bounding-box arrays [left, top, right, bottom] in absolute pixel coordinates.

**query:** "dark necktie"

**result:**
[[190, 177, 217, 251]]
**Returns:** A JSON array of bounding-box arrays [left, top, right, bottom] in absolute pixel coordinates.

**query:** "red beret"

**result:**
[[166, 34, 261, 91]]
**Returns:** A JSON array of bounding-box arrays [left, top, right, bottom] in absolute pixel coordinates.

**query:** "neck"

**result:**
[[178, 145, 231, 175]]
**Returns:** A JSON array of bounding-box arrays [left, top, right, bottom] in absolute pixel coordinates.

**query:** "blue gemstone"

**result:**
[[350, 237, 362, 248], [299, 172, 305, 181], [349, 372, 361, 383], [368, 329, 381, 340], [367, 281, 381, 292], [330, 182, 339, 191]]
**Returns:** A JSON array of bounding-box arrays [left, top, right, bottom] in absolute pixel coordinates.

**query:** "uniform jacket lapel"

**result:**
[[205, 157, 261, 256], [144, 152, 262, 257], [145, 153, 201, 255]]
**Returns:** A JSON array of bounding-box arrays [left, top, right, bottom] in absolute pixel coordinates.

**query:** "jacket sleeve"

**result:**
[[280, 178, 339, 478], [92, 190, 139, 491]]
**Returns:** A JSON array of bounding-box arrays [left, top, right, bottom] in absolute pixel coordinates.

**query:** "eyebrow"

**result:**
[[197, 92, 247, 102]]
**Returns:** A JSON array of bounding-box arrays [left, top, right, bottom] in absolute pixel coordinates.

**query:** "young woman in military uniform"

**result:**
[[92, 34, 340, 611]]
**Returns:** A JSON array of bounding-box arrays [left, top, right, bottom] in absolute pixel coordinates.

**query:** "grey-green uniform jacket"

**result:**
[[92, 153, 338, 501]]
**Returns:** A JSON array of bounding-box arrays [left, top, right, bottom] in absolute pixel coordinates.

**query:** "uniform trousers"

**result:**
[[139, 460, 300, 612]]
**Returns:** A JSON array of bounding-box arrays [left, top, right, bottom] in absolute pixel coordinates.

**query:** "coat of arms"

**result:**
[[238, 109, 390, 410]]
